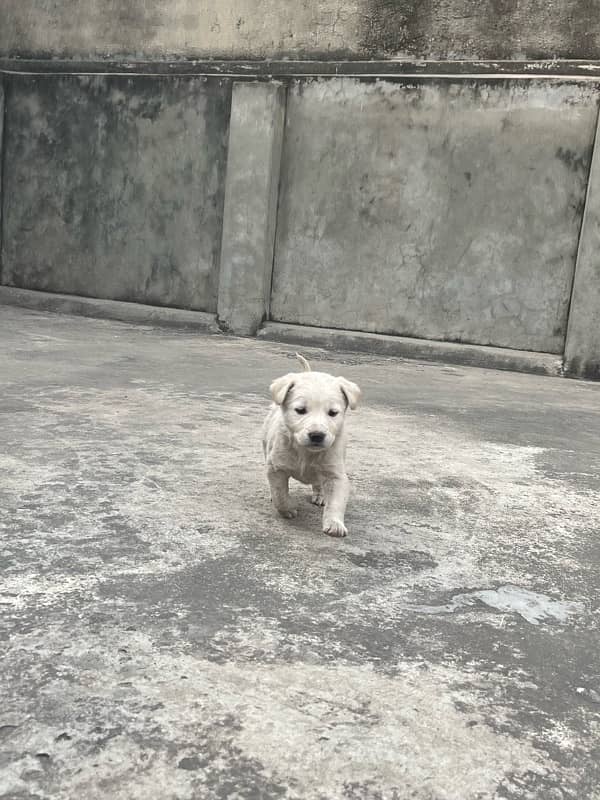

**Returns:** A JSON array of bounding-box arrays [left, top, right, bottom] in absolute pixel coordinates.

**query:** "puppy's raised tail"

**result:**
[[295, 353, 311, 372]]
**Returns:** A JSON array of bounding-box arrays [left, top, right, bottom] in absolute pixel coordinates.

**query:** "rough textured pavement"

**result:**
[[1, 306, 599, 800]]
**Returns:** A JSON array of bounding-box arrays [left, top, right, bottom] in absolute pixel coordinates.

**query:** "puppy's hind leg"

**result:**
[[268, 467, 298, 519]]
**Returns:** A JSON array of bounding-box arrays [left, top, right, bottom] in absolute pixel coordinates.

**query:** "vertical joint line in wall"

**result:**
[[563, 97, 600, 362], [266, 83, 289, 325], [0, 75, 7, 285], [215, 80, 235, 320]]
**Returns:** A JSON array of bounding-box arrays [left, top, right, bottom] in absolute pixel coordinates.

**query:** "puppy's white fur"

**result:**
[[262, 354, 360, 537]]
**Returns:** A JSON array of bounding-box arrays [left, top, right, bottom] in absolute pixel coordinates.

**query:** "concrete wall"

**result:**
[[2, 75, 230, 311], [2, 0, 600, 61], [271, 79, 596, 353], [1, 66, 600, 377]]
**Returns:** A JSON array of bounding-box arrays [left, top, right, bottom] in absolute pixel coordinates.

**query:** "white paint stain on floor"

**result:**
[[413, 584, 583, 625]]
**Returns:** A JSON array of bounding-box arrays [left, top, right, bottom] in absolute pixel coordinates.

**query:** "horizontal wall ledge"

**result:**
[[3, 58, 600, 80], [258, 322, 564, 378], [0, 287, 220, 332]]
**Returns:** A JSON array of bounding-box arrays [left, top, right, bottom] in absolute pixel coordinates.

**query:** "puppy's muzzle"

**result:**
[[308, 432, 326, 446]]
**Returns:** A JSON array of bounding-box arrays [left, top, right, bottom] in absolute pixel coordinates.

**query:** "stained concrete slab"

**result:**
[[3, 0, 600, 61], [271, 79, 597, 354], [0, 0, 362, 62], [1, 75, 230, 311], [1, 306, 600, 800], [359, 0, 600, 61]]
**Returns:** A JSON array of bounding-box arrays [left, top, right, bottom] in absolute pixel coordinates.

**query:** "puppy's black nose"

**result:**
[[309, 432, 325, 445]]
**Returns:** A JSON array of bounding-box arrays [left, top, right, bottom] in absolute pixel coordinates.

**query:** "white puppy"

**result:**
[[262, 354, 361, 538]]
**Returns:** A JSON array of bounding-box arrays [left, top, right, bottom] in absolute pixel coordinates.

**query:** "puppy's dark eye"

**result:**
[[295, 407, 307, 415], [328, 410, 339, 417]]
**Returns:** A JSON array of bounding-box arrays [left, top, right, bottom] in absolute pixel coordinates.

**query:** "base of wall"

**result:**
[[0, 286, 569, 376], [258, 322, 564, 377], [0, 286, 220, 332], [0, 286, 576, 376]]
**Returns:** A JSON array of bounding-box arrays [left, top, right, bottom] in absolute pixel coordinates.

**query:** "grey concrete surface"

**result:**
[[271, 79, 597, 354], [1, 75, 230, 311], [565, 108, 600, 380], [3, 0, 600, 61], [1, 306, 600, 800], [217, 82, 286, 336], [259, 322, 564, 377]]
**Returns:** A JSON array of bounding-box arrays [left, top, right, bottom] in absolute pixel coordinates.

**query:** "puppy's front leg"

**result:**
[[267, 467, 298, 519], [311, 483, 325, 506], [322, 475, 350, 538]]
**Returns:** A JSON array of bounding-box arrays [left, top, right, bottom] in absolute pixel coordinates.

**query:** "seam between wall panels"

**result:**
[[213, 79, 234, 316], [265, 84, 289, 323]]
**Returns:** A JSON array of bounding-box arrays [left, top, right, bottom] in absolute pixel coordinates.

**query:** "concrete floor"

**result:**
[[1, 306, 599, 800]]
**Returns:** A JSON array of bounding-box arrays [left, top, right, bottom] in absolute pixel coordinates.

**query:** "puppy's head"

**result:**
[[270, 369, 360, 451]]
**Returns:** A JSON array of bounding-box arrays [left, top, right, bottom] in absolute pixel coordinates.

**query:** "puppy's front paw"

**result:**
[[323, 518, 347, 538], [277, 505, 298, 519], [311, 492, 325, 506]]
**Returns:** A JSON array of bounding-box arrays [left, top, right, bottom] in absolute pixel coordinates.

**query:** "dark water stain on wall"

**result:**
[[359, 0, 600, 59], [1, 74, 231, 311]]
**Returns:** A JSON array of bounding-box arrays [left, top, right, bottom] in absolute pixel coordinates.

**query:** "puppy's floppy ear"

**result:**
[[270, 374, 295, 405], [338, 377, 361, 410]]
